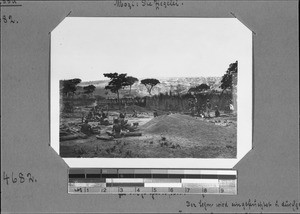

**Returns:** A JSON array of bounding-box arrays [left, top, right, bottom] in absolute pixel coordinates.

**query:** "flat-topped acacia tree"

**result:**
[[125, 76, 139, 95], [141, 78, 160, 96]]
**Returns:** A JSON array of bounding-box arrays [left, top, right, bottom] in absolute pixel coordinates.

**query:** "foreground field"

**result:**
[[60, 113, 236, 158]]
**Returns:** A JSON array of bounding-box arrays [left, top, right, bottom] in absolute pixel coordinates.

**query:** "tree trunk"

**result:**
[[219, 88, 226, 97], [117, 91, 120, 110]]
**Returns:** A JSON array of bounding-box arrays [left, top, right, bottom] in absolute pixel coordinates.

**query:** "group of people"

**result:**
[[188, 97, 221, 118], [80, 111, 128, 138], [111, 112, 138, 138], [82, 105, 110, 125]]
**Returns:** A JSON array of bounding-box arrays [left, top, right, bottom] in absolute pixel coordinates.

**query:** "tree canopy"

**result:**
[[141, 78, 160, 95], [103, 72, 128, 108], [220, 61, 238, 93], [125, 76, 139, 95], [103, 73, 128, 93], [125, 76, 139, 86], [61, 78, 81, 96], [188, 83, 210, 93], [83, 85, 96, 96]]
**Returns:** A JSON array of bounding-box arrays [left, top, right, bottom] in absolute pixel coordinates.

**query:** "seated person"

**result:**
[[80, 120, 93, 136], [101, 111, 107, 119], [112, 119, 122, 138], [119, 112, 125, 119]]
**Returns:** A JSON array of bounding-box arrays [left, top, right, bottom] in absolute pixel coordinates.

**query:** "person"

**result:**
[[153, 109, 158, 117], [215, 105, 220, 117], [81, 112, 85, 123], [119, 112, 125, 119], [229, 100, 234, 111], [87, 111, 93, 120], [206, 99, 212, 118], [119, 112, 128, 128], [80, 120, 93, 136], [112, 119, 122, 138], [132, 109, 137, 117], [101, 110, 107, 119]]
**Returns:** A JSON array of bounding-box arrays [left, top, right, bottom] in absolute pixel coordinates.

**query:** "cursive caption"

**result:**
[[114, 0, 183, 10], [185, 198, 300, 212], [3, 171, 37, 185], [116, 193, 300, 212]]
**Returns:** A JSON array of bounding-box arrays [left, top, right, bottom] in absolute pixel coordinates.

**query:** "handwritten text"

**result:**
[[3, 171, 37, 185], [114, 0, 183, 10]]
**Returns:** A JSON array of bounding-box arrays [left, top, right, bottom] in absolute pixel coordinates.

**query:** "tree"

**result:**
[[103, 73, 128, 109], [61, 78, 81, 97], [220, 61, 238, 96], [141, 78, 160, 95], [198, 83, 210, 91], [125, 76, 138, 95], [188, 83, 210, 94], [83, 85, 96, 97]]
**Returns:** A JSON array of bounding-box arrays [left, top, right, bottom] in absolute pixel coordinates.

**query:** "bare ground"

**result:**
[[60, 112, 236, 158]]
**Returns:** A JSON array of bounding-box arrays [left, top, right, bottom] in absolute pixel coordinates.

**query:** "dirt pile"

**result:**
[[141, 113, 236, 147]]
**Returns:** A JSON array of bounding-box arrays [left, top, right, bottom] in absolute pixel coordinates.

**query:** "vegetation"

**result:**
[[60, 61, 238, 112], [220, 61, 238, 96], [141, 78, 160, 95], [188, 83, 210, 94], [83, 85, 96, 97], [125, 76, 139, 95], [173, 84, 185, 95], [103, 73, 129, 109], [61, 78, 81, 97]]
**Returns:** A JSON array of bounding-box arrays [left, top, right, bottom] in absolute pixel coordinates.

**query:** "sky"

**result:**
[[51, 17, 251, 81]]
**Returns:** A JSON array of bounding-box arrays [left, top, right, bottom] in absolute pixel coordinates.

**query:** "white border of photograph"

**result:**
[[50, 17, 252, 168]]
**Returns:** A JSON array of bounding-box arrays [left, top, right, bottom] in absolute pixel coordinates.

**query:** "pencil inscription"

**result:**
[[114, 0, 183, 10], [3, 171, 37, 185]]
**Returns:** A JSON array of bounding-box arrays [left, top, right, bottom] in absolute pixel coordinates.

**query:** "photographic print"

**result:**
[[51, 17, 252, 161]]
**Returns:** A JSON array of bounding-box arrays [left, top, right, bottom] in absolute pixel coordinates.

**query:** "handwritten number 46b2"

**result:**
[[3, 172, 37, 185]]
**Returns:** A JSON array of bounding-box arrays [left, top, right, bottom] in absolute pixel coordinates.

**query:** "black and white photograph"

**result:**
[[3, 1, 298, 213], [51, 17, 252, 161]]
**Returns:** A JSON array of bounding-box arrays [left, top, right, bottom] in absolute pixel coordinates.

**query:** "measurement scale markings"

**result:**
[[68, 169, 237, 195], [182, 179, 219, 184], [69, 178, 106, 183], [144, 183, 182, 188], [108, 178, 144, 183], [69, 182, 106, 187], [69, 173, 85, 178], [143, 178, 181, 183]]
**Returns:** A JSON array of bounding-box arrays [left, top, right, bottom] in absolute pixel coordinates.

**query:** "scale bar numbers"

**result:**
[[68, 169, 237, 195]]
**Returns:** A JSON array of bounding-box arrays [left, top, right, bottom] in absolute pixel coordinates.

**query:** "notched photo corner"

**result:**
[[50, 17, 252, 168]]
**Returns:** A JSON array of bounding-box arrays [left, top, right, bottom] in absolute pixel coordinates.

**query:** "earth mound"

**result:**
[[141, 113, 236, 147]]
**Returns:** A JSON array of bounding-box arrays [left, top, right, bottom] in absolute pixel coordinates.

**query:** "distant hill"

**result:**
[[78, 77, 222, 98], [78, 80, 109, 88]]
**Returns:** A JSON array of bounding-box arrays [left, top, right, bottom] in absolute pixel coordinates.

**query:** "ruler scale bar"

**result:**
[[68, 169, 237, 195]]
